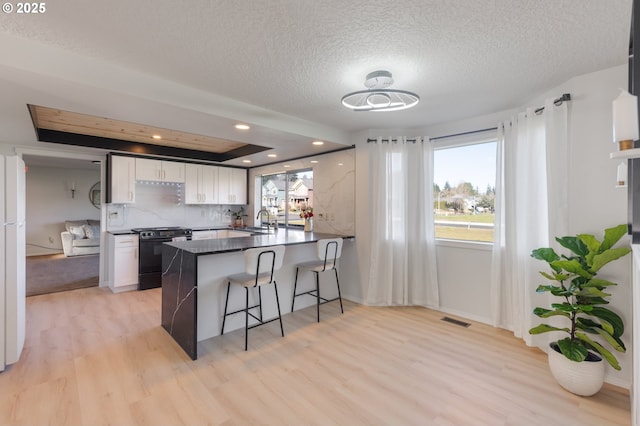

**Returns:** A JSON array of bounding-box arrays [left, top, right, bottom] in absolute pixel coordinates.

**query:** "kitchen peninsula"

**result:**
[[161, 229, 354, 359]]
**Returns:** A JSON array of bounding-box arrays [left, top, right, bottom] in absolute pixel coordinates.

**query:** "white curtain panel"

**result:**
[[366, 137, 439, 307], [490, 99, 569, 347]]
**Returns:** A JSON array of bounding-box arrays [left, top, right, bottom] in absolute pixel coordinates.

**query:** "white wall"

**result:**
[[25, 166, 100, 256], [345, 64, 632, 388]]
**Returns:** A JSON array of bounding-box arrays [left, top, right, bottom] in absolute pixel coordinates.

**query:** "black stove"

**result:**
[[132, 227, 192, 240], [132, 227, 192, 289]]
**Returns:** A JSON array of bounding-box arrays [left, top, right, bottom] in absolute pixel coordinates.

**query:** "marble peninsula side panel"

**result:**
[[161, 244, 198, 360]]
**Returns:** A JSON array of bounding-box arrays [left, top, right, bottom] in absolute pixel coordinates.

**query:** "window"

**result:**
[[260, 169, 313, 228], [433, 140, 497, 243]]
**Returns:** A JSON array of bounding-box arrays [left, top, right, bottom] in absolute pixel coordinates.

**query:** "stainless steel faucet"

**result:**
[[256, 207, 271, 233]]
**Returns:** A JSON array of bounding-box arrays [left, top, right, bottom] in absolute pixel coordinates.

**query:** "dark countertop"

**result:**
[[108, 230, 137, 235], [165, 229, 353, 255]]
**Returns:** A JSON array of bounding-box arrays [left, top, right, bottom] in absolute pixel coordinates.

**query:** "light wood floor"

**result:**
[[0, 287, 630, 425]]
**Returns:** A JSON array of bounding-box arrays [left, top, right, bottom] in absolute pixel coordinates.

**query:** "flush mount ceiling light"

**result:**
[[341, 70, 420, 112]]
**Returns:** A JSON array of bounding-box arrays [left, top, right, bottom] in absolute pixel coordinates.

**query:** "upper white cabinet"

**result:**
[[109, 155, 136, 204], [185, 164, 218, 204], [218, 167, 247, 205], [135, 158, 185, 183]]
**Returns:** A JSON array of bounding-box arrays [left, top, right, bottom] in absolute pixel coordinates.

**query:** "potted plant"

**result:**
[[529, 224, 630, 396], [230, 207, 246, 227]]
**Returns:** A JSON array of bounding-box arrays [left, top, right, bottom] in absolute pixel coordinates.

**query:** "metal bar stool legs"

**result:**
[[221, 245, 286, 351], [291, 238, 344, 322]]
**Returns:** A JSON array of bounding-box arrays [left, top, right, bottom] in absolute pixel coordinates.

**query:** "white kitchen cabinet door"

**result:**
[[135, 158, 162, 181], [185, 164, 218, 204], [110, 156, 136, 203], [217, 167, 231, 204], [162, 161, 185, 183], [108, 234, 139, 292], [136, 158, 185, 183], [218, 167, 246, 205], [229, 168, 247, 204]]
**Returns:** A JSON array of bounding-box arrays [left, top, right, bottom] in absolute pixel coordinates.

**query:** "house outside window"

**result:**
[[433, 139, 497, 243], [261, 169, 313, 228]]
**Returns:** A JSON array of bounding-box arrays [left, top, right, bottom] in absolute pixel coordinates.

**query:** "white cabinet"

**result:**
[[217, 230, 251, 238], [192, 230, 218, 240], [108, 234, 139, 292], [185, 164, 218, 204], [218, 167, 246, 205], [135, 158, 185, 183], [109, 155, 136, 204]]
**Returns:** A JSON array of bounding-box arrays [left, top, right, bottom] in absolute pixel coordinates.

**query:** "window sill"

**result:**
[[435, 239, 493, 251]]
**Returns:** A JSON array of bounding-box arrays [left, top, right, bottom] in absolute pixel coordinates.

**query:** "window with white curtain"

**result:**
[[433, 139, 497, 243]]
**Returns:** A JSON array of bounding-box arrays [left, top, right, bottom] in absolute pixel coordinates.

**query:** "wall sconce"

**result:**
[[617, 161, 628, 187], [612, 89, 639, 150], [69, 181, 76, 198]]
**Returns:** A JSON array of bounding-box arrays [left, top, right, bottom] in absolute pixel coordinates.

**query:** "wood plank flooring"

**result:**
[[0, 287, 630, 425]]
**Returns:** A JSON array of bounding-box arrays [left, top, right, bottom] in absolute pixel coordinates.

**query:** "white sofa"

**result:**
[[61, 219, 100, 257]]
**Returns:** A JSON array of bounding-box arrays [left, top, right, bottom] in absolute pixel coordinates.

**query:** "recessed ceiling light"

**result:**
[[152, 135, 162, 140], [284, 165, 291, 168], [267, 154, 277, 158], [242, 159, 252, 163], [235, 124, 250, 130], [312, 140, 324, 145], [310, 160, 319, 164], [338, 163, 344, 166]]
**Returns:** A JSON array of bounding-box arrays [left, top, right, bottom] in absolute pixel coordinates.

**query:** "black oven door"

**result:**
[[138, 239, 167, 274]]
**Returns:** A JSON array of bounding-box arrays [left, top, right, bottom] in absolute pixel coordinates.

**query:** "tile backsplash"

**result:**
[[106, 182, 243, 231]]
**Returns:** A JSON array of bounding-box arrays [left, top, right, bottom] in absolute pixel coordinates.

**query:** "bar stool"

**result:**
[[291, 238, 344, 322], [221, 245, 286, 350]]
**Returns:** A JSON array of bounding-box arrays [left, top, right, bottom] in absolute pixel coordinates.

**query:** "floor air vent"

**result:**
[[441, 316, 471, 328]]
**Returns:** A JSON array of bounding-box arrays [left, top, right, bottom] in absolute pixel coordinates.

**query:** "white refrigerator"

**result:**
[[0, 155, 26, 371]]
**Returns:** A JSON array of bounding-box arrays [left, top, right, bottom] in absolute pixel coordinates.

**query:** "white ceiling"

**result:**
[[0, 0, 633, 166]]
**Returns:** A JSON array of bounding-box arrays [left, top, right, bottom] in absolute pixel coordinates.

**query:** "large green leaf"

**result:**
[[532, 307, 570, 319], [593, 327, 626, 352], [536, 285, 573, 297], [575, 319, 598, 334], [577, 287, 611, 299], [582, 278, 618, 288], [531, 247, 560, 263], [578, 234, 601, 267], [600, 224, 628, 251], [577, 297, 609, 306], [576, 333, 621, 370], [557, 337, 588, 362], [529, 324, 570, 335], [556, 236, 589, 257], [576, 317, 615, 336], [539, 271, 571, 282], [591, 247, 631, 272], [551, 303, 575, 313], [551, 259, 593, 278], [590, 307, 624, 337]]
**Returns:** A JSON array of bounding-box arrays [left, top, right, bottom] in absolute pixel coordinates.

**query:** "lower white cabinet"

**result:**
[[108, 234, 139, 292], [192, 230, 218, 240], [192, 229, 251, 240]]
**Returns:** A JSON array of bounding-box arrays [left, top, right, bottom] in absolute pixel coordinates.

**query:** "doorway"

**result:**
[[21, 152, 106, 296]]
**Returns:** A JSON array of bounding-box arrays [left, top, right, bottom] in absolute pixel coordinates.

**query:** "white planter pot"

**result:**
[[547, 342, 605, 396]]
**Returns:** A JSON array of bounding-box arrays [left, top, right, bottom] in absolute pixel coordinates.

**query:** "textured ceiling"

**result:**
[[0, 0, 633, 146]]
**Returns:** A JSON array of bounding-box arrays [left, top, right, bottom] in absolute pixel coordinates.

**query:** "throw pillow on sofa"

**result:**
[[83, 224, 100, 239], [68, 225, 86, 239]]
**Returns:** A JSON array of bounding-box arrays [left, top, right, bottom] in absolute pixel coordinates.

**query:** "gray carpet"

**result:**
[[26, 253, 99, 297]]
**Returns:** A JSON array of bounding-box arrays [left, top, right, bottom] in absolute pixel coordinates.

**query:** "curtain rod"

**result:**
[[367, 92, 571, 143], [366, 127, 497, 143], [534, 93, 571, 115]]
